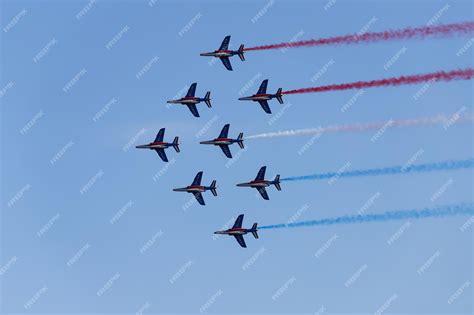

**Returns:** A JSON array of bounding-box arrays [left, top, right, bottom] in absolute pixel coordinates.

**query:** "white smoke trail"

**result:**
[[245, 112, 474, 139]]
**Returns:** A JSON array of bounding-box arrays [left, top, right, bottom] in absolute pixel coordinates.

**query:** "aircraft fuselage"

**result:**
[[214, 228, 249, 236], [173, 185, 207, 193], [238, 94, 274, 102], [136, 142, 171, 150], [200, 138, 236, 146], [236, 180, 272, 188], [167, 97, 202, 105], [200, 50, 237, 58]]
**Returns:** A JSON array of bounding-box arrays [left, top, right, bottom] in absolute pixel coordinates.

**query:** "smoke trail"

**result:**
[[245, 112, 474, 139], [282, 159, 474, 182], [258, 203, 474, 229], [244, 22, 474, 51], [282, 69, 474, 95]]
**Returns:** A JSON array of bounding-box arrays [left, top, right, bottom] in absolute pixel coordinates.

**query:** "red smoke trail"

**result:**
[[244, 21, 474, 51], [282, 69, 474, 95]]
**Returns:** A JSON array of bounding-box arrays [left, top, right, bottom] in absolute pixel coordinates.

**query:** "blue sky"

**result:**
[[1, 0, 473, 314]]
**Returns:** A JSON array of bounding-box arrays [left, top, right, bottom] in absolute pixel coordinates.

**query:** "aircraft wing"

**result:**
[[187, 104, 200, 117], [155, 128, 165, 142], [233, 235, 247, 248], [218, 124, 230, 138], [232, 214, 244, 228], [257, 187, 269, 200], [257, 79, 268, 94], [219, 145, 232, 158], [219, 35, 231, 50], [193, 192, 205, 206], [258, 100, 272, 114], [220, 57, 233, 71], [192, 171, 203, 186], [155, 149, 168, 162], [255, 166, 266, 180], [186, 83, 197, 97]]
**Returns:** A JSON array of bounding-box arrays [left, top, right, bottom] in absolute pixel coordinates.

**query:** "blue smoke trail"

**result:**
[[258, 203, 474, 229], [282, 158, 474, 182]]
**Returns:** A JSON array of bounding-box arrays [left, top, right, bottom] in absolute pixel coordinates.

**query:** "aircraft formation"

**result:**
[[136, 32, 473, 248], [134, 35, 286, 248]]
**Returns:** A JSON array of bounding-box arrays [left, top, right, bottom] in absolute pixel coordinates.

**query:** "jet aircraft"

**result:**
[[167, 83, 211, 117], [173, 171, 217, 206], [199, 124, 244, 158], [135, 128, 179, 162], [236, 166, 281, 200], [214, 214, 258, 248], [238, 79, 283, 114], [200, 35, 245, 71]]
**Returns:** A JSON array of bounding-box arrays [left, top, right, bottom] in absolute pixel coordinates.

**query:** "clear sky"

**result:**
[[1, 0, 473, 314]]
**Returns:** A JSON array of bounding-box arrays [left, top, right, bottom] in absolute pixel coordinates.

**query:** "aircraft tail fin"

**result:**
[[172, 137, 180, 152], [251, 223, 258, 239], [276, 88, 284, 104], [237, 133, 244, 149], [238, 45, 245, 61], [274, 175, 281, 191], [210, 180, 218, 196], [204, 92, 212, 108]]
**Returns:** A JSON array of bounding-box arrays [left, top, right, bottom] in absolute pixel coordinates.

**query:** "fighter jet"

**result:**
[[236, 166, 281, 200], [173, 171, 217, 206], [199, 124, 244, 158], [214, 214, 258, 248], [200, 35, 245, 71], [135, 128, 179, 162], [167, 83, 211, 118], [238, 79, 283, 114]]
